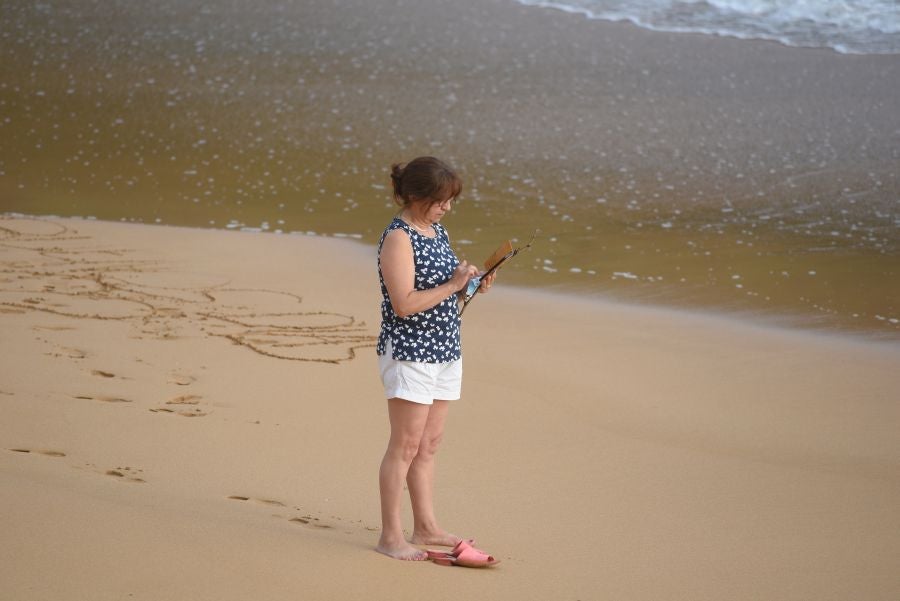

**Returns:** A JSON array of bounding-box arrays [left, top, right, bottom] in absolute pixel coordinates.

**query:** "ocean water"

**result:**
[[516, 0, 900, 54], [1, 0, 898, 339]]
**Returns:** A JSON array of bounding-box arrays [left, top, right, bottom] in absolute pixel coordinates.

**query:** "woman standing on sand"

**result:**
[[375, 156, 495, 561]]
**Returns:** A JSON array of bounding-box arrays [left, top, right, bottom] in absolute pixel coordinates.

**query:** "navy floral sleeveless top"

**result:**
[[377, 218, 462, 363]]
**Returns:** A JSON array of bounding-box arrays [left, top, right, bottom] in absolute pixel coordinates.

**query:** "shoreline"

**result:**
[[7, 211, 897, 347], [512, 0, 900, 57], [3, 0, 898, 341]]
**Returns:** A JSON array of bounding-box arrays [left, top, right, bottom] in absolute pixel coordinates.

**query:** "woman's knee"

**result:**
[[416, 432, 443, 459], [389, 436, 421, 464]]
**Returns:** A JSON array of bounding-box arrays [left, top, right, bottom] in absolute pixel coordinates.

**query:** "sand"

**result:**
[[1, 213, 898, 600]]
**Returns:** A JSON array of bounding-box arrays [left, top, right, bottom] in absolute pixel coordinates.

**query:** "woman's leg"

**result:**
[[407, 400, 461, 547], [377, 397, 431, 560]]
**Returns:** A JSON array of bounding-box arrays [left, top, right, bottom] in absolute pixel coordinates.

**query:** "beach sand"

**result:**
[[1, 214, 898, 600]]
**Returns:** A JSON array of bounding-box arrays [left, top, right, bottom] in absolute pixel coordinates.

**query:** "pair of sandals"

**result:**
[[426, 539, 500, 568]]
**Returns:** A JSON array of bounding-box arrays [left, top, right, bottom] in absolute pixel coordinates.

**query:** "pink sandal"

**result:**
[[427, 540, 500, 568]]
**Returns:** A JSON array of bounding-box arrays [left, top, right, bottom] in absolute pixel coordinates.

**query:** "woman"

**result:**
[[375, 156, 495, 561]]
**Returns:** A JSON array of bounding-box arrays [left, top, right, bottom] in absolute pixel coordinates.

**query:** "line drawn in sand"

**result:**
[[0, 217, 376, 364]]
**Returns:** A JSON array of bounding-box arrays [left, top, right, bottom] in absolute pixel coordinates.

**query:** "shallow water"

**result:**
[[1, 0, 898, 339]]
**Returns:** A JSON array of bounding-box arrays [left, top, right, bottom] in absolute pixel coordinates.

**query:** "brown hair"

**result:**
[[389, 156, 462, 208]]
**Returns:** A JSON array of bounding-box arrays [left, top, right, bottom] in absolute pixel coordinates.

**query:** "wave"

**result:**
[[516, 0, 900, 55]]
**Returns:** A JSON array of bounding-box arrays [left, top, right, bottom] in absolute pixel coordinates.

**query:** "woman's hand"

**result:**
[[450, 260, 479, 292], [478, 270, 497, 293]]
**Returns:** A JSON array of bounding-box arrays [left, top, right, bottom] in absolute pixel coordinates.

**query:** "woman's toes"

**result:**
[[376, 543, 428, 561]]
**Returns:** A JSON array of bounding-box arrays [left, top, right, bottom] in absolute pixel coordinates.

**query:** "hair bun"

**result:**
[[389, 162, 405, 198]]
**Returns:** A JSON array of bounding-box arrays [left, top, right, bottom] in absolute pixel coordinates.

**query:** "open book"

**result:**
[[459, 232, 536, 316]]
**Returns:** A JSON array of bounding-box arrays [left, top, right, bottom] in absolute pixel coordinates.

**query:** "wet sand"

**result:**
[[1, 0, 898, 338], [2, 214, 899, 600]]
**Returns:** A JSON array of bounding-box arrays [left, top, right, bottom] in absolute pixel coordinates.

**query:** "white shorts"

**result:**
[[378, 340, 462, 405]]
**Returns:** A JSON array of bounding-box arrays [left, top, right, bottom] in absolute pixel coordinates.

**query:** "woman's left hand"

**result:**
[[478, 271, 497, 293]]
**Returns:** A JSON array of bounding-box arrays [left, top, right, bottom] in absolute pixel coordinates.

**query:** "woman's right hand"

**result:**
[[449, 260, 478, 292]]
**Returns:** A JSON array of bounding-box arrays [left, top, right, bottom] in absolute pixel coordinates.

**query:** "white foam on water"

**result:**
[[516, 0, 900, 54]]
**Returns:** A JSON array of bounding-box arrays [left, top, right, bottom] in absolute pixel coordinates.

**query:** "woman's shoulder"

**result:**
[[385, 218, 413, 237], [380, 220, 413, 251], [379, 217, 408, 240], [384, 217, 410, 232]]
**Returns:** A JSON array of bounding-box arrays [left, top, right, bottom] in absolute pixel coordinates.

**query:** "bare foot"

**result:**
[[375, 539, 428, 561], [410, 530, 466, 548]]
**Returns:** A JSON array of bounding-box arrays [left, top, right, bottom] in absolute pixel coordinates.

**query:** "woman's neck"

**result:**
[[400, 210, 433, 233]]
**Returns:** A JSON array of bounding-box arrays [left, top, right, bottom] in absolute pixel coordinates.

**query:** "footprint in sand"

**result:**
[[149, 407, 208, 417], [32, 325, 76, 332], [291, 516, 333, 529], [289, 516, 333, 529], [45, 346, 89, 360], [176, 407, 208, 417], [227, 495, 335, 529], [227, 495, 285, 507], [167, 372, 196, 386], [104, 466, 146, 483], [61, 346, 88, 359], [2, 450, 148, 488], [150, 395, 208, 416], [138, 317, 183, 340], [73, 394, 133, 403], [166, 394, 202, 405], [7, 448, 67, 457]]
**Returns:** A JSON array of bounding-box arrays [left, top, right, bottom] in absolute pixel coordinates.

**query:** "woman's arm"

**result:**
[[380, 229, 476, 318]]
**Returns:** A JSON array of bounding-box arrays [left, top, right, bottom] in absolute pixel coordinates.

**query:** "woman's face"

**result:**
[[423, 194, 454, 223]]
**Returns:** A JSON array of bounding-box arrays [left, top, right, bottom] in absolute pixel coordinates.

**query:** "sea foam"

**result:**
[[516, 0, 900, 54]]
